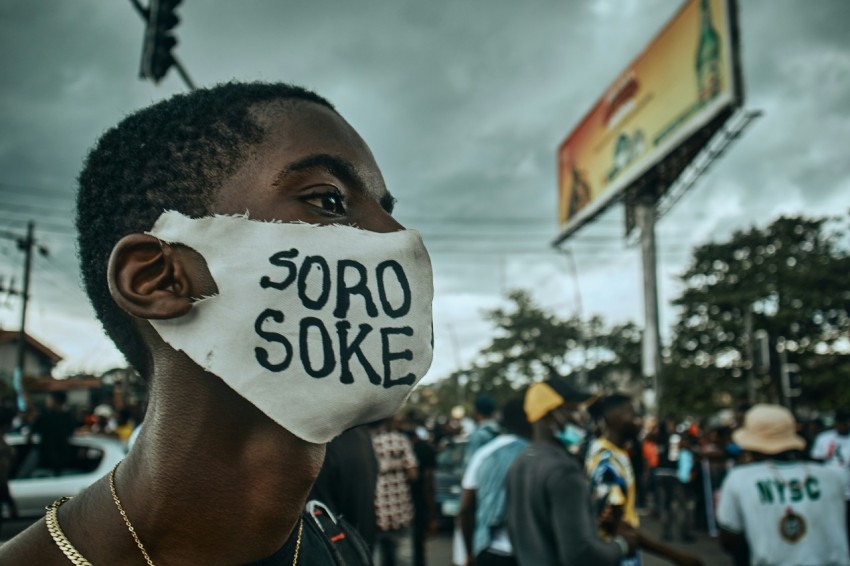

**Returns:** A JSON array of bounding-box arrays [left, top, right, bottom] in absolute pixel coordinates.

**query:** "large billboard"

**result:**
[[556, 0, 742, 241]]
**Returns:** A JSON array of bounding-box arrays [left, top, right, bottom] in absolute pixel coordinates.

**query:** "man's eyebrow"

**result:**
[[272, 153, 397, 214]]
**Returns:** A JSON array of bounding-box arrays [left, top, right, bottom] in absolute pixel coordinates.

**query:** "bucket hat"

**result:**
[[732, 404, 805, 454]]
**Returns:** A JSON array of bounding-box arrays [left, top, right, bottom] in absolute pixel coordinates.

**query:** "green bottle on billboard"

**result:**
[[696, 0, 722, 103]]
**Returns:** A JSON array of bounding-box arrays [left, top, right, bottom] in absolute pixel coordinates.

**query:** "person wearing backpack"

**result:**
[[466, 394, 501, 463], [459, 397, 531, 566], [454, 394, 501, 565]]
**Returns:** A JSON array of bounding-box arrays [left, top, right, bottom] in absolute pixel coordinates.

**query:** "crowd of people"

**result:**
[[279, 380, 850, 565], [442, 386, 850, 566], [3, 384, 848, 565]]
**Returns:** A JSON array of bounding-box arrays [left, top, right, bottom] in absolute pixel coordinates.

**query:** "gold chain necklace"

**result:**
[[109, 460, 156, 565], [45, 497, 92, 566], [46, 460, 303, 565]]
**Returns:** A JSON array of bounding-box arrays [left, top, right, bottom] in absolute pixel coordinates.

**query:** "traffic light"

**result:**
[[140, 0, 182, 83], [782, 363, 801, 398]]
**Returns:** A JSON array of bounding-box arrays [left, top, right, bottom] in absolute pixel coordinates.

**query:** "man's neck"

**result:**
[[532, 423, 561, 449], [603, 429, 628, 450], [64, 361, 324, 564]]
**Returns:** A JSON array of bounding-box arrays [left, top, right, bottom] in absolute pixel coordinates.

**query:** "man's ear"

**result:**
[[108, 233, 197, 320]]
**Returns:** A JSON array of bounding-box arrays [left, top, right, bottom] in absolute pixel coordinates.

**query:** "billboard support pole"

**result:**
[[636, 199, 662, 413]]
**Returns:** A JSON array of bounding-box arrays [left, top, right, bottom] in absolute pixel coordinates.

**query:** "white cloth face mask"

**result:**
[[146, 211, 434, 443]]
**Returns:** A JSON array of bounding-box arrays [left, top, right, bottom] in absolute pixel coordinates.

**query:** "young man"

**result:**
[[400, 411, 438, 566], [0, 81, 434, 564], [505, 378, 638, 566], [717, 404, 850, 566], [455, 394, 500, 565], [459, 397, 530, 566], [371, 417, 419, 566], [810, 407, 850, 542], [25, 391, 77, 477], [466, 394, 500, 462], [586, 395, 702, 566]]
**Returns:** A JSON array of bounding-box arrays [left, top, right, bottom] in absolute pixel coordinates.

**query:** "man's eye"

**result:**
[[303, 190, 346, 216]]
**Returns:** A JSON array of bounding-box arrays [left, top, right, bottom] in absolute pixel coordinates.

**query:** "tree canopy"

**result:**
[[413, 290, 643, 416], [413, 214, 850, 418], [666, 214, 850, 413]]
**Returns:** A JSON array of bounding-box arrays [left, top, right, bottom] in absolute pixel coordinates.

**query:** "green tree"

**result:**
[[667, 214, 850, 412], [417, 290, 644, 416]]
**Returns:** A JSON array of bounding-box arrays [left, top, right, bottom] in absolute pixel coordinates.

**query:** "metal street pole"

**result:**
[[560, 247, 589, 388], [446, 323, 464, 407], [636, 200, 662, 412], [744, 306, 756, 403], [13, 221, 34, 413]]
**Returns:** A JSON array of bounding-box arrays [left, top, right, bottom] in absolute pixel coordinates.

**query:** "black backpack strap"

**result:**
[[305, 499, 373, 566]]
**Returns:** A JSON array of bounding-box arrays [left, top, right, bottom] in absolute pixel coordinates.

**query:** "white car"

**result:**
[[6, 433, 126, 517]]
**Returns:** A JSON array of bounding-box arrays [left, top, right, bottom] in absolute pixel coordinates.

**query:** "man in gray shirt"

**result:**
[[506, 378, 637, 565]]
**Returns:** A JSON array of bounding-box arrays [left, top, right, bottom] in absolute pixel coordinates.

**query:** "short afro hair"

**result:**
[[501, 396, 531, 437], [474, 394, 496, 418], [590, 393, 633, 422], [76, 81, 335, 378]]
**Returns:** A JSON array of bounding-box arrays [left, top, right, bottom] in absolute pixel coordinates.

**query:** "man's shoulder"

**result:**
[[373, 430, 408, 448], [722, 461, 763, 482], [586, 438, 615, 462], [814, 429, 836, 443], [511, 443, 578, 478], [809, 461, 849, 484], [476, 436, 526, 471], [470, 421, 500, 440]]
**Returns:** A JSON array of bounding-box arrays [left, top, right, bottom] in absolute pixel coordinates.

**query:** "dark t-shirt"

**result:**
[[506, 442, 622, 566], [409, 437, 436, 506], [32, 409, 76, 470], [244, 510, 372, 565], [310, 426, 378, 550]]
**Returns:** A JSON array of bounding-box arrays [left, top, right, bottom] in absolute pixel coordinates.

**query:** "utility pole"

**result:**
[[0, 222, 49, 412], [559, 247, 589, 389], [446, 323, 465, 408], [13, 221, 34, 413], [635, 199, 662, 412]]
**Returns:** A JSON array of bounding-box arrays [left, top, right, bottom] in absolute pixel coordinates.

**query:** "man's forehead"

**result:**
[[252, 98, 360, 151], [254, 100, 386, 189], [208, 98, 392, 213]]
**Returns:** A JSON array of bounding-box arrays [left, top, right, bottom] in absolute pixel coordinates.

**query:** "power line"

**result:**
[[427, 249, 692, 257], [0, 216, 75, 235], [0, 182, 75, 199], [35, 253, 81, 285], [0, 201, 76, 219], [32, 262, 84, 299]]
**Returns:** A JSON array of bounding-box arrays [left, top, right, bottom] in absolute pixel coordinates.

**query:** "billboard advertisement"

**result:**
[[556, 0, 742, 240]]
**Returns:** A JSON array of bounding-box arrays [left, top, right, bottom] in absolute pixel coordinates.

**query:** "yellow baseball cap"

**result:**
[[524, 379, 597, 423]]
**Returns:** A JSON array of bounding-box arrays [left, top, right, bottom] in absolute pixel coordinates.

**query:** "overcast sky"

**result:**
[[0, 0, 848, 382]]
